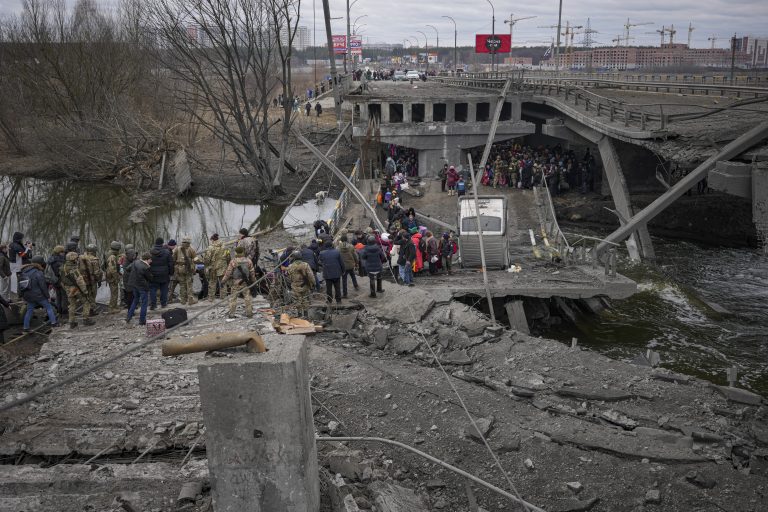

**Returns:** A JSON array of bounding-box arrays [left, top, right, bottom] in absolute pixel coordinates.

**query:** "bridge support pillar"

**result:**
[[598, 137, 655, 261], [419, 147, 462, 177]]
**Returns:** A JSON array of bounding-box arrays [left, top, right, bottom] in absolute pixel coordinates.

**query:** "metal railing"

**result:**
[[326, 158, 360, 234], [519, 71, 768, 87], [534, 179, 572, 264], [432, 74, 768, 131]]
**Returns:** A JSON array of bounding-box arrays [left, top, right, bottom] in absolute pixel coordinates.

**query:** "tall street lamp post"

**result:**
[[485, 0, 496, 71], [416, 30, 429, 73], [442, 15, 457, 73], [426, 24, 439, 70]]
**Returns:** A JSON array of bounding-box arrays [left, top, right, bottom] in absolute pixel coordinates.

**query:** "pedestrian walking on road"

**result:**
[[126, 252, 152, 326], [20, 255, 58, 332], [318, 240, 345, 305], [361, 235, 386, 298]]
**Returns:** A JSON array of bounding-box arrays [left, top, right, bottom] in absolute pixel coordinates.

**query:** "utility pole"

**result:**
[[730, 33, 737, 84], [485, 0, 496, 71], [426, 24, 439, 69], [321, 0, 342, 126], [345, 0, 350, 73], [417, 30, 429, 73], [442, 16, 457, 74], [554, 0, 563, 73]]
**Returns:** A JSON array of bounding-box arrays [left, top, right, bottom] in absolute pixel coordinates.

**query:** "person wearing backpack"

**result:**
[[46, 246, 67, 314], [222, 245, 256, 318], [172, 237, 198, 306], [20, 255, 58, 332], [61, 251, 93, 328]]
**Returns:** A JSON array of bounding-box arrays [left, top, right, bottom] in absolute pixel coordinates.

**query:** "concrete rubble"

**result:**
[[1, 282, 767, 511]]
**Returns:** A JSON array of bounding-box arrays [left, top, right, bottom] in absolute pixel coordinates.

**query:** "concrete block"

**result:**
[[713, 385, 763, 405], [198, 334, 319, 512], [709, 161, 752, 199], [504, 300, 530, 334]]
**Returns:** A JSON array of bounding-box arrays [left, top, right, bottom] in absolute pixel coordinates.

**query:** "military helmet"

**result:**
[[290, 250, 302, 260], [110, 241, 121, 251], [31, 255, 45, 266], [66, 251, 79, 262], [367, 235, 376, 244], [235, 246, 245, 255], [182, 236, 191, 244], [86, 244, 97, 253]]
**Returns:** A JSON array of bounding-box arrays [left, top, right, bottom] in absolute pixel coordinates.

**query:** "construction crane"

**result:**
[[708, 35, 718, 49], [665, 25, 678, 45], [687, 22, 695, 47], [503, 13, 537, 52], [624, 18, 653, 46], [647, 26, 666, 46], [613, 35, 635, 47]]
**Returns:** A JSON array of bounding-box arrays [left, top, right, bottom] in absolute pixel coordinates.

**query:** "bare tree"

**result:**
[[0, 0, 165, 176], [144, 0, 283, 195], [270, 0, 300, 193]]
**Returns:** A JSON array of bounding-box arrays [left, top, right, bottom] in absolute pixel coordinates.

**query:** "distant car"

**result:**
[[406, 70, 421, 80], [393, 71, 406, 81]]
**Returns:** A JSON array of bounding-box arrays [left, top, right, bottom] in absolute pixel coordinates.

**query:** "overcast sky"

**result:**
[[1, 0, 766, 49]]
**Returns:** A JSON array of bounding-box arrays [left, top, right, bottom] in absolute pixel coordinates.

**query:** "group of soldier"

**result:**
[[3, 228, 262, 330]]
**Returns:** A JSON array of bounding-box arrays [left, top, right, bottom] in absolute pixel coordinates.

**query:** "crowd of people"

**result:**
[[467, 141, 597, 195], [0, 229, 261, 336], [0, 209, 459, 338]]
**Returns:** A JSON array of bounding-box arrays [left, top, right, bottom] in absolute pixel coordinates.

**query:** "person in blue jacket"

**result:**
[[20, 255, 58, 332]]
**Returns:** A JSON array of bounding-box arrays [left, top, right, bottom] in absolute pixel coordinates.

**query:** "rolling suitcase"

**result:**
[[161, 308, 188, 328]]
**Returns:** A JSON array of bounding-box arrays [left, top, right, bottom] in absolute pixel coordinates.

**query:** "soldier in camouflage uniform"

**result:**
[[172, 237, 198, 305], [79, 244, 103, 311], [222, 245, 256, 318], [286, 250, 315, 318], [61, 252, 94, 328], [203, 234, 230, 301], [105, 241, 122, 313]]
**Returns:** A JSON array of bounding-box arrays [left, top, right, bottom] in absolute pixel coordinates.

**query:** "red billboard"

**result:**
[[475, 34, 511, 54], [332, 35, 347, 54]]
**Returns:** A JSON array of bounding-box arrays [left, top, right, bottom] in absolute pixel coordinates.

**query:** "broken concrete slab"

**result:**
[[435, 327, 472, 349], [363, 287, 435, 324], [600, 410, 638, 430], [713, 385, 763, 406], [556, 387, 635, 402], [368, 481, 427, 512], [372, 328, 389, 349], [440, 350, 473, 365], [504, 300, 530, 334], [390, 336, 420, 355], [542, 420, 704, 463], [651, 371, 691, 385], [331, 312, 359, 332]]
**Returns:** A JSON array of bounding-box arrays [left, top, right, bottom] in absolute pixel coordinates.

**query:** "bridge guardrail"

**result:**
[[432, 75, 768, 131], [326, 159, 360, 234]]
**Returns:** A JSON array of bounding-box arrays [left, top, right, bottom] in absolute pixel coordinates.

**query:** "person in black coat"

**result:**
[[126, 252, 152, 326], [9, 231, 32, 270], [47, 246, 67, 314], [318, 241, 345, 304], [300, 243, 321, 291], [361, 235, 386, 298], [149, 237, 174, 309], [20, 256, 58, 332]]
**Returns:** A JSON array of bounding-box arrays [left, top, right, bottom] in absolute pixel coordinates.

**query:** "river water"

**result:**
[[548, 238, 768, 396], [0, 176, 335, 256]]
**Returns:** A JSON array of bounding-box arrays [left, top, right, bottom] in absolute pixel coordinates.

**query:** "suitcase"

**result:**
[[161, 308, 188, 328], [146, 319, 166, 337]]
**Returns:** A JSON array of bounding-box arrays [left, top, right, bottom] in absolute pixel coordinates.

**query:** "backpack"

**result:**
[[44, 264, 59, 285], [234, 262, 252, 285], [18, 275, 31, 293]]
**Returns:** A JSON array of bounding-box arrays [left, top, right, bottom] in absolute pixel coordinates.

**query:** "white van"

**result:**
[[457, 196, 509, 269]]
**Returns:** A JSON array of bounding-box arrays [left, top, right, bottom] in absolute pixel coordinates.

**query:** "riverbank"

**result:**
[[1, 281, 766, 511]]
